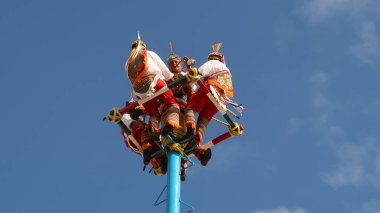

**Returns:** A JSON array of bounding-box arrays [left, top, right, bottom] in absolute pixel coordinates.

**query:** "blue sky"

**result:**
[[1, 0, 380, 212]]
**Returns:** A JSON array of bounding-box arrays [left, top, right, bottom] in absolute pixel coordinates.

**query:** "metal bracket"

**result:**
[[180, 199, 195, 213], [154, 185, 167, 207], [154, 185, 195, 213]]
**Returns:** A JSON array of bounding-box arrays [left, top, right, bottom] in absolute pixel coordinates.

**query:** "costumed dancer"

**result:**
[[166, 42, 197, 108], [120, 101, 167, 175], [184, 43, 235, 166], [125, 34, 181, 165], [164, 43, 196, 181], [120, 101, 145, 156]]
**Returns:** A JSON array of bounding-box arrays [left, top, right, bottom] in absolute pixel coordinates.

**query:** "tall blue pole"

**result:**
[[166, 151, 181, 213]]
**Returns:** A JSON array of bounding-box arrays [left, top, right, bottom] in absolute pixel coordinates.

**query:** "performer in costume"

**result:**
[[184, 43, 234, 166], [166, 42, 197, 108], [120, 101, 167, 175], [125, 35, 181, 164], [163, 43, 196, 181], [120, 102, 145, 156]]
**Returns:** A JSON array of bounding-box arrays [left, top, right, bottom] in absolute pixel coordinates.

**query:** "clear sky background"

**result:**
[[1, 0, 380, 213]]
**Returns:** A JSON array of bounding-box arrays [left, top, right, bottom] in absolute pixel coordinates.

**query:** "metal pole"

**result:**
[[166, 151, 181, 213]]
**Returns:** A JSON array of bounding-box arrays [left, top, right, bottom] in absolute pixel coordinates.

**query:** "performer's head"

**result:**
[[207, 43, 224, 62], [167, 53, 182, 73], [131, 39, 146, 49], [167, 42, 182, 73]]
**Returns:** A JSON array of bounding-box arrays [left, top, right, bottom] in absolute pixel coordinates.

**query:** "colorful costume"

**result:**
[[166, 43, 197, 109], [185, 43, 234, 166], [121, 112, 144, 155], [125, 39, 181, 160], [120, 110, 167, 175]]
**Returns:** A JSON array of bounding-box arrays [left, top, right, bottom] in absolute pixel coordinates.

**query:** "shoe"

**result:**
[[161, 125, 173, 136], [199, 148, 212, 166], [184, 126, 195, 139], [187, 135, 200, 149], [162, 125, 181, 142], [143, 150, 151, 165], [147, 122, 160, 141], [180, 168, 186, 181], [160, 156, 168, 175]]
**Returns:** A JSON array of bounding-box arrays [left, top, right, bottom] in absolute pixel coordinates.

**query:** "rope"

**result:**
[[212, 117, 230, 127], [212, 117, 242, 136], [227, 108, 240, 119]]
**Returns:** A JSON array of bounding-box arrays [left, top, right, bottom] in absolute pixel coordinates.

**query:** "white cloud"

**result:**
[[303, 0, 379, 22], [291, 72, 380, 188], [350, 21, 380, 64], [309, 72, 336, 129], [300, 0, 380, 64], [323, 137, 380, 188], [252, 207, 308, 213]]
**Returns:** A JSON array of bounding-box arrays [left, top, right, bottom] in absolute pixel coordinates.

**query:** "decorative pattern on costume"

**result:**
[[162, 109, 187, 138], [184, 108, 196, 129], [133, 74, 155, 94], [196, 117, 209, 142], [162, 104, 180, 129], [127, 48, 147, 79], [206, 71, 234, 98], [160, 124, 186, 148], [149, 115, 160, 130], [127, 48, 155, 94]]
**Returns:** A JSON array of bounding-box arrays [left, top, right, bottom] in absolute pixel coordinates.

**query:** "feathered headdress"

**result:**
[[167, 41, 181, 63], [129, 32, 147, 62], [131, 32, 146, 49], [207, 43, 224, 62]]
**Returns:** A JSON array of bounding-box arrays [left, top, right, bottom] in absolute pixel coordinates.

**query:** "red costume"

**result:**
[[120, 112, 167, 175], [185, 43, 234, 166]]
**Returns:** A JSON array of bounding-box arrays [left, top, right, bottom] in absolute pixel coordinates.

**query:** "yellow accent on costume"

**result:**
[[185, 68, 200, 82], [229, 122, 242, 136], [108, 108, 122, 123], [206, 71, 234, 98], [169, 143, 184, 155]]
